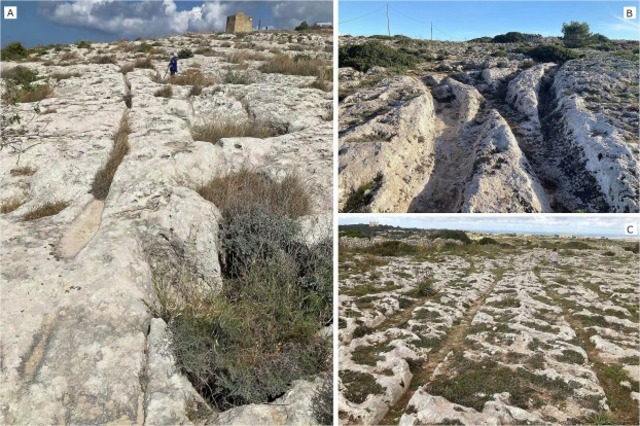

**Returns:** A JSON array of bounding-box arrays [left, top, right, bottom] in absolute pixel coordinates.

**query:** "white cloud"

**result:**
[[44, 1, 230, 38], [271, 1, 332, 29]]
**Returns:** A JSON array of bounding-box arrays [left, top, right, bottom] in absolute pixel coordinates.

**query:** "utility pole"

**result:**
[[431, 21, 433, 41], [387, 3, 390, 37], [258, 19, 261, 31]]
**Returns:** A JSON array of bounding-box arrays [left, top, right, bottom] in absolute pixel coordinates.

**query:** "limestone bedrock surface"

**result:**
[[1, 31, 332, 425], [338, 37, 639, 213]]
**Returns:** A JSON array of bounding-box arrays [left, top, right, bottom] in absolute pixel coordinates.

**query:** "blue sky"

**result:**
[[339, 1, 640, 40], [339, 215, 640, 238], [1, 1, 332, 47]]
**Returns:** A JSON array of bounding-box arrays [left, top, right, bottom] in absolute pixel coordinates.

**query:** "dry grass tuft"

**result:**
[[59, 51, 79, 62], [188, 85, 203, 97], [153, 68, 218, 86], [90, 111, 130, 200], [49, 71, 81, 81], [120, 63, 135, 74], [193, 47, 221, 57], [197, 168, 312, 220], [15, 84, 54, 103], [154, 85, 173, 98], [22, 201, 69, 221], [1, 197, 26, 214], [91, 55, 117, 65], [225, 50, 268, 64], [133, 56, 154, 69], [191, 119, 285, 144], [222, 70, 254, 85], [10, 166, 37, 176], [306, 66, 332, 92], [260, 54, 327, 76]]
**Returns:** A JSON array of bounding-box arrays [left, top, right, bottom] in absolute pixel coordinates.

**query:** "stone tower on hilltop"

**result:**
[[226, 12, 253, 33]]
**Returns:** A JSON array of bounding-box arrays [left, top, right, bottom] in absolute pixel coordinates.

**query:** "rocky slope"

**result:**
[[339, 234, 640, 425], [339, 37, 639, 213], [1, 31, 332, 425]]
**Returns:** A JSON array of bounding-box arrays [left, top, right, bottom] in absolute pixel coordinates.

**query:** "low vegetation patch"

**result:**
[[90, 111, 130, 200], [9, 166, 37, 177], [260, 53, 327, 76], [156, 68, 217, 86], [1, 42, 31, 61], [222, 70, 254, 85], [363, 240, 419, 257], [191, 118, 285, 144], [340, 370, 385, 404], [342, 173, 383, 213], [306, 66, 332, 92], [153, 85, 173, 98], [2, 66, 53, 104], [22, 201, 68, 221], [197, 169, 311, 226], [427, 355, 572, 411], [339, 41, 419, 72], [523, 45, 578, 63], [225, 50, 268, 64], [133, 56, 154, 69], [1, 197, 26, 214], [351, 342, 393, 366], [177, 48, 194, 59], [49, 71, 81, 81], [90, 55, 117, 65], [153, 169, 330, 410]]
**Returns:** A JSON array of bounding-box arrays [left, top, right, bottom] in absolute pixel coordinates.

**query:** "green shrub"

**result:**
[[591, 33, 610, 45], [430, 229, 472, 244], [492, 32, 526, 43], [339, 230, 370, 239], [478, 237, 498, 245], [524, 45, 578, 63], [178, 48, 194, 59], [2, 66, 38, 87], [136, 43, 154, 53], [562, 241, 592, 250], [152, 171, 330, 409], [311, 374, 333, 425], [76, 40, 92, 49], [562, 21, 592, 48], [295, 21, 310, 31], [1, 42, 29, 61], [339, 41, 418, 72], [2, 66, 53, 104], [156, 253, 329, 409], [469, 37, 493, 43], [408, 276, 436, 298]]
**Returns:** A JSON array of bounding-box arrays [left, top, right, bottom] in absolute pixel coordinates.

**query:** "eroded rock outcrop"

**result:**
[[339, 37, 639, 213]]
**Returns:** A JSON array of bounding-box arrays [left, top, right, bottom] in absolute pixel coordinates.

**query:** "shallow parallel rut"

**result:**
[[380, 272, 501, 425]]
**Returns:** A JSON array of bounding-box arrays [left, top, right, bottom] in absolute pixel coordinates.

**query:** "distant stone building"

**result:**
[[226, 12, 253, 33], [369, 221, 380, 227]]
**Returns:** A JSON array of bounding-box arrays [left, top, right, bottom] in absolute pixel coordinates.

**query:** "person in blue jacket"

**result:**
[[168, 53, 178, 76]]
